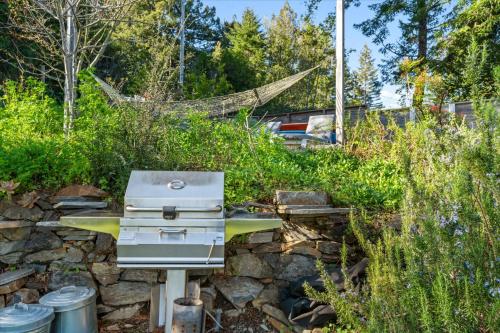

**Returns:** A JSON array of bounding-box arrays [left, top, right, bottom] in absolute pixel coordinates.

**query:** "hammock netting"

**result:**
[[92, 66, 318, 117]]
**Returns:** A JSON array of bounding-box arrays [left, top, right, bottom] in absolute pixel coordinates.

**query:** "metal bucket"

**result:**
[[172, 298, 203, 333], [39, 286, 97, 333], [0, 303, 54, 333]]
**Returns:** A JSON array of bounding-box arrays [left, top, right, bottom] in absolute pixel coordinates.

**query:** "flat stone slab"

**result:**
[[35, 221, 65, 228], [275, 191, 329, 205], [24, 248, 67, 263], [0, 220, 35, 229], [0, 240, 26, 256], [53, 201, 107, 209], [0, 277, 27, 295], [278, 205, 353, 215], [2, 206, 44, 221], [247, 232, 274, 244], [102, 303, 143, 321], [0, 268, 35, 285], [100, 281, 151, 306]]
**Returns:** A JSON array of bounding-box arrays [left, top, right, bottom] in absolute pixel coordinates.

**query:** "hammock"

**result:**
[[92, 66, 318, 116]]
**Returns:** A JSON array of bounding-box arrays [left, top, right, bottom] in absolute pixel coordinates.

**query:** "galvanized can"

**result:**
[[0, 302, 54, 333], [39, 286, 97, 333], [172, 298, 204, 333]]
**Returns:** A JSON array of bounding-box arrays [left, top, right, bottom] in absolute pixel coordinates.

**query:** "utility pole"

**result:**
[[335, 0, 344, 144], [179, 0, 186, 87]]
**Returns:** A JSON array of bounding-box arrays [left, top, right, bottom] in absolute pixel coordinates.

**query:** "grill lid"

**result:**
[[124, 171, 224, 219], [0, 303, 54, 332], [39, 286, 96, 312]]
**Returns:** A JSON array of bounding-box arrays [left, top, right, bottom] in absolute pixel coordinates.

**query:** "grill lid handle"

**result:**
[[125, 205, 223, 220]]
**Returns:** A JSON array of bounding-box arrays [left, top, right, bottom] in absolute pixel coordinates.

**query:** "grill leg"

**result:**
[[165, 269, 187, 333]]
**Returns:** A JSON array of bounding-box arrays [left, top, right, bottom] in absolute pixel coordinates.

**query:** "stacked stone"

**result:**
[[1, 188, 357, 332], [0, 187, 161, 321]]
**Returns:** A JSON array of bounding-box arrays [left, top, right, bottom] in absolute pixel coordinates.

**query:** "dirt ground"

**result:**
[[99, 295, 279, 333]]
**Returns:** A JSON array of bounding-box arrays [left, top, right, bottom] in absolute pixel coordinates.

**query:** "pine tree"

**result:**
[[223, 9, 266, 91], [355, 44, 382, 108]]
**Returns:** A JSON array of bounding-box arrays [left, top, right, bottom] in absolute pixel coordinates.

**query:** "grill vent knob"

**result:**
[[168, 179, 185, 190]]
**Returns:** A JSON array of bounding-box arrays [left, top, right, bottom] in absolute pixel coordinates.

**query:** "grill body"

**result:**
[[117, 171, 225, 269]]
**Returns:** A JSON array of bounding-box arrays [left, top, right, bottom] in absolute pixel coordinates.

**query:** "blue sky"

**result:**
[[203, 0, 402, 107]]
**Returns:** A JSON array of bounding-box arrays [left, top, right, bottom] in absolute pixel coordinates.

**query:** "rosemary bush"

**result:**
[[306, 102, 499, 332]]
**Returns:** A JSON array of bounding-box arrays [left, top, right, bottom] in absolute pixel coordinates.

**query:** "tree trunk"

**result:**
[[413, 0, 428, 113], [63, 0, 77, 137]]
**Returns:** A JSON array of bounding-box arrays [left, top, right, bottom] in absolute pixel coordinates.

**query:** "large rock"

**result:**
[[2, 206, 43, 221], [25, 231, 62, 252], [95, 233, 114, 254], [24, 248, 66, 263], [92, 263, 121, 286], [274, 254, 316, 281], [48, 271, 97, 291], [120, 270, 158, 284], [214, 276, 263, 308], [0, 227, 31, 241], [227, 254, 273, 279], [64, 247, 84, 263], [102, 303, 143, 321], [100, 282, 151, 306], [0, 252, 24, 264], [0, 240, 26, 255]]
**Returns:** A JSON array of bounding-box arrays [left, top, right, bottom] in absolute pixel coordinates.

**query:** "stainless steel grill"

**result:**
[[117, 171, 225, 269], [61, 170, 282, 333]]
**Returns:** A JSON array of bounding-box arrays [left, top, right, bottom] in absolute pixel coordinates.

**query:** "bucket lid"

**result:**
[[0, 303, 54, 332], [39, 286, 96, 312]]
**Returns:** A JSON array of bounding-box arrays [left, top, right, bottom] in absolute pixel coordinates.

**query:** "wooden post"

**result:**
[[335, 0, 344, 144]]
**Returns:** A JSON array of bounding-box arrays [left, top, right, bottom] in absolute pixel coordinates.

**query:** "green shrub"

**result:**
[[0, 76, 403, 209], [306, 102, 499, 332], [0, 78, 90, 190]]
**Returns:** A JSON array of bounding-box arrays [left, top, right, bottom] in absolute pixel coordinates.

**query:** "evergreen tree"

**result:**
[[296, 19, 335, 110], [223, 8, 266, 91], [266, 1, 299, 81], [354, 44, 382, 108], [355, 0, 451, 109]]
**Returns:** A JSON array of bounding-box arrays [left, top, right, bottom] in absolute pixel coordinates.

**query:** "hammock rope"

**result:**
[[92, 66, 318, 116]]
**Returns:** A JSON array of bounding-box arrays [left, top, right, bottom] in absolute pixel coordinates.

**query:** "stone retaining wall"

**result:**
[[0, 190, 356, 331]]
